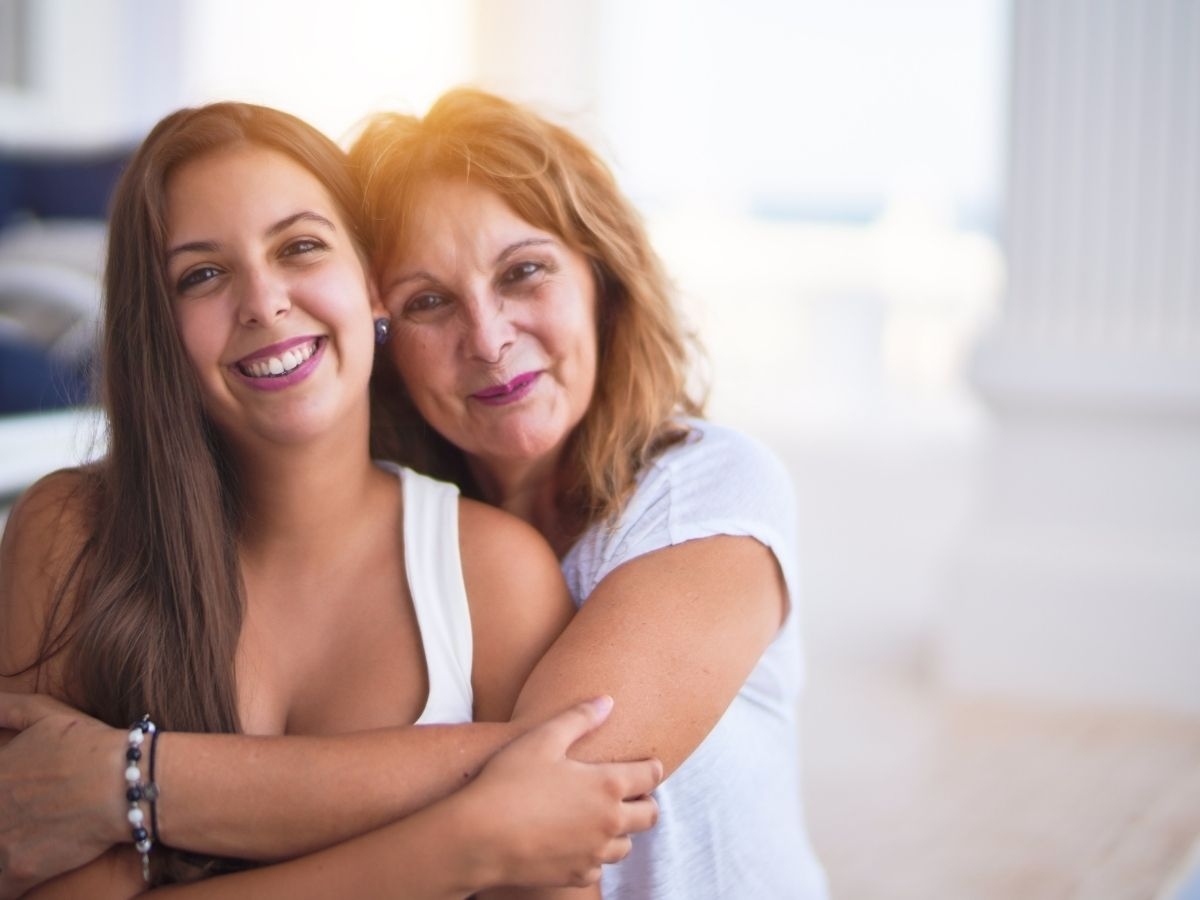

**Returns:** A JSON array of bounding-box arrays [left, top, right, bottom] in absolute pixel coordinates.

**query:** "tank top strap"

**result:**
[[377, 462, 475, 724]]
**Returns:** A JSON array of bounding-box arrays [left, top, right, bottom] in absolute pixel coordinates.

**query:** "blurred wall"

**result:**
[[938, 0, 1200, 715]]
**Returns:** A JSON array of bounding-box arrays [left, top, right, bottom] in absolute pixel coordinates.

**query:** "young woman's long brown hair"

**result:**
[[33, 103, 368, 739], [351, 88, 706, 527]]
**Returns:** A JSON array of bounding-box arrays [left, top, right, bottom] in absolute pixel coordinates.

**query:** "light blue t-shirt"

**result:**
[[561, 420, 829, 900]]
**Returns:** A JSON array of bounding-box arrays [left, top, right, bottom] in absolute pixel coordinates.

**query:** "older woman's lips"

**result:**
[[471, 371, 541, 406]]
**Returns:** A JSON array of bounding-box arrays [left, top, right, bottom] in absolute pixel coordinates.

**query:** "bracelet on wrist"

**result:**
[[124, 715, 159, 883]]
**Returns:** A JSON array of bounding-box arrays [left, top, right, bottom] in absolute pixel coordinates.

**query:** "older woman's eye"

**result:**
[[501, 261, 544, 284], [404, 292, 447, 315], [282, 237, 327, 257]]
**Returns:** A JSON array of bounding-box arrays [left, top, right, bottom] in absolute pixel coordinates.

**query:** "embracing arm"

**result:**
[[21, 793, 493, 900], [512, 534, 789, 773], [0, 695, 515, 881], [19, 698, 655, 900]]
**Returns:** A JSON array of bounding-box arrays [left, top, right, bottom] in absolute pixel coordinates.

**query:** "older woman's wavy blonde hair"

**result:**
[[353, 88, 705, 526]]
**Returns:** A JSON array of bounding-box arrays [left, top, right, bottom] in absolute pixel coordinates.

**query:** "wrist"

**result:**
[[441, 781, 507, 892], [101, 724, 133, 845]]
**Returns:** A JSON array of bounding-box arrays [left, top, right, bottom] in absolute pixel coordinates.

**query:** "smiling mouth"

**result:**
[[236, 338, 322, 379], [472, 371, 540, 400]]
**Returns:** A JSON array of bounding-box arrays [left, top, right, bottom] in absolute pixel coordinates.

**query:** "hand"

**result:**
[[0, 692, 127, 899], [461, 697, 662, 889]]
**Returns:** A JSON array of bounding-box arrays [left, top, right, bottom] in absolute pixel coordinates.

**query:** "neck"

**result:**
[[232, 420, 380, 556], [468, 452, 579, 558]]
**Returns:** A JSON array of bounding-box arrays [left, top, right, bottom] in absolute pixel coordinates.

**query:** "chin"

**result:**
[[487, 421, 570, 464]]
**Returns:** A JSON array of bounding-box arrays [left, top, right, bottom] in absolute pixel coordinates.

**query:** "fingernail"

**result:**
[[590, 695, 614, 716]]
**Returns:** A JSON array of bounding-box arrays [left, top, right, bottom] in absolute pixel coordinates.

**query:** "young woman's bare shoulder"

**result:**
[[457, 498, 557, 571], [0, 468, 93, 691], [456, 498, 570, 615], [456, 498, 574, 721]]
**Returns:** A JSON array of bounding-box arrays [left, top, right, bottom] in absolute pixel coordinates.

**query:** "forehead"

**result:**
[[391, 176, 550, 263], [165, 144, 342, 238]]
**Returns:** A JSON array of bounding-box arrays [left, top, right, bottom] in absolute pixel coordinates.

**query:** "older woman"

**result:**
[[0, 89, 827, 899]]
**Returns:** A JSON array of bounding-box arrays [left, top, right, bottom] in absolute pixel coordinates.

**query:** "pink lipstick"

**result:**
[[230, 336, 326, 392], [471, 371, 541, 406]]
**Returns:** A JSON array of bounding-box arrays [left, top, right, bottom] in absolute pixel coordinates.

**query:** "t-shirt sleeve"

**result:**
[[588, 424, 801, 608]]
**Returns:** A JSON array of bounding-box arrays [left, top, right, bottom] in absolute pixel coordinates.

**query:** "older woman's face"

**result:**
[[379, 177, 598, 475]]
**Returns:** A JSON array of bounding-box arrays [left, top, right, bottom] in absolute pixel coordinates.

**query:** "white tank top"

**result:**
[[376, 462, 475, 725]]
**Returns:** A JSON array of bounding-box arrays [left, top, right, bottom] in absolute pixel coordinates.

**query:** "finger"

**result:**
[[569, 864, 604, 887], [600, 834, 634, 865], [0, 691, 70, 730], [611, 756, 663, 799], [618, 795, 659, 836], [535, 696, 614, 754]]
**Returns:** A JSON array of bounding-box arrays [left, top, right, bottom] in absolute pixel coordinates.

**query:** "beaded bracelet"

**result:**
[[124, 715, 158, 883]]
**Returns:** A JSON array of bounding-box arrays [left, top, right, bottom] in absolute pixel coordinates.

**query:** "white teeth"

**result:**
[[240, 340, 318, 378]]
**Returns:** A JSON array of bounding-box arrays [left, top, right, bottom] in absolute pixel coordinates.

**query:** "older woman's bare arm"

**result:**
[[511, 535, 788, 774]]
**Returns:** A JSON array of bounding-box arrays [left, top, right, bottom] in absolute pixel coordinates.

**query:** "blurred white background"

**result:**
[[1, 2, 1198, 897]]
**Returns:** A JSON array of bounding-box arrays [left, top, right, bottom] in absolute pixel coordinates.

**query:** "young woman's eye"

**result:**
[[501, 261, 544, 284], [176, 265, 222, 292]]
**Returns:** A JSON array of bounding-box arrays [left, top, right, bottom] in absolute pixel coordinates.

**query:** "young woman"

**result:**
[[0, 101, 659, 898], [0, 89, 829, 899]]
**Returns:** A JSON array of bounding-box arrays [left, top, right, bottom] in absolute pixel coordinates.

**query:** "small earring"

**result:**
[[374, 316, 391, 345]]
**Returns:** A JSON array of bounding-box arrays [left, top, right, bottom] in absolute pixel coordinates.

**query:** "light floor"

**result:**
[[802, 648, 1200, 899]]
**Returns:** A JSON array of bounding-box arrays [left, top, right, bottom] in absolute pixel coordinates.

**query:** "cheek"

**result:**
[[174, 306, 223, 371], [313, 271, 374, 336], [563, 308, 599, 384], [388, 331, 455, 401]]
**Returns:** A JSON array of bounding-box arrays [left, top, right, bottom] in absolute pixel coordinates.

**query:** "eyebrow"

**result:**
[[385, 237, 558, 291], [166, 210, 338, 260], [494, 237, 555, 265]]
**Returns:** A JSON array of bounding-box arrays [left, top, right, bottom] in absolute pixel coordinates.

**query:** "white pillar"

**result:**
[[937, 0, 1200, 714]]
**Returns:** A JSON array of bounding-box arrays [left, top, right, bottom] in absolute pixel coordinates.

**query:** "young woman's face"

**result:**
[[379, 177, 599, 476], [166, 144, 383, 450]]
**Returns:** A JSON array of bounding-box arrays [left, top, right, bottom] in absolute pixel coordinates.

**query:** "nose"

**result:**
[[236, 267, 290, 327], [463, 293, 515, 363]]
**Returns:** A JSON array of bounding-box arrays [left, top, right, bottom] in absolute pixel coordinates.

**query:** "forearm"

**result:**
[[2, 696, 653, 897], [28, 790, 505, 900], [154, 739, 624, 900], [155, 722, 518, 861], [152, 788, 502, 900]]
